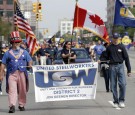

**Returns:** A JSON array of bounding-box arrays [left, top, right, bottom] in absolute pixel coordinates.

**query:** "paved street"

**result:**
[[0, 49, 135, 115]]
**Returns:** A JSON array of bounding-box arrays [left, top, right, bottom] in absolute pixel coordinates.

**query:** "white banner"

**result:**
[[33, 62, 98, 102]]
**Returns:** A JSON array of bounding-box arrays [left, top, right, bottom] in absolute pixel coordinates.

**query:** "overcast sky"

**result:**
[[26, 0, 107, 36]]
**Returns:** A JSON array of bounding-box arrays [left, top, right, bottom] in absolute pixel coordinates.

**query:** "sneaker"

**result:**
[[0, 92, 2, 95], [113, 103, 119, 108], [18, 106, 25, 111], [9, 106, 15, 113], [119, 102, 125, 108]]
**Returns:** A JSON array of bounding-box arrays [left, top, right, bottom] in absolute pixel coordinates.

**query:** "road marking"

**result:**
[[108, 101, 121, 110]]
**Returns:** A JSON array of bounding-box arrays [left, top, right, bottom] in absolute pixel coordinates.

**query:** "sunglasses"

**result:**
[[67, 43, 71, 45], [14, 42, 21, 43]]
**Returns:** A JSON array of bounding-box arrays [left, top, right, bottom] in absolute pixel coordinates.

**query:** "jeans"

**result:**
[[96, 54, 100, 61], [109, 63, 126, 104], [46, 58, 52, 65]]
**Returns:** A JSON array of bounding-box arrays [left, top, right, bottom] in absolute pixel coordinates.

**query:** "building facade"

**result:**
[[22, 0, 36, 27], [60, 18, 73, 37], [0, 0, 14, 23]]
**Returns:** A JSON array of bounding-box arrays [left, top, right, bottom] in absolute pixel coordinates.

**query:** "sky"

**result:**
[[26, 0, 107, 37]]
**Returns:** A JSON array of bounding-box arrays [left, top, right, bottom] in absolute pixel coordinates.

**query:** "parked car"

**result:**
[[53, 48, 91, 64]]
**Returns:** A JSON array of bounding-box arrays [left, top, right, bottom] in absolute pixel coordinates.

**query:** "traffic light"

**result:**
[[39, 14, 42, 21], [38, 3, 42, 13], [43, 31, 46, 35], [44, 29, 48, 34], [36, 13, 39, 20], [46, 29, 49, 33], [32, 3, 37, 13]]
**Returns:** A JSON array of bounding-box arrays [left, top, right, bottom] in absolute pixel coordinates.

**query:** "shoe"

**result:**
[[0, 91, 2, 95], [106, 90, 109, 92], [18, 106, 25, 111], [113, 103, 119, 108], [9, 106, 15, 113], [119, 102, 125, 108]]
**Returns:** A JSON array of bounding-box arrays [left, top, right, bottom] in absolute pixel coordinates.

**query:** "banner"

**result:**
[[33, 62, 98, 102]]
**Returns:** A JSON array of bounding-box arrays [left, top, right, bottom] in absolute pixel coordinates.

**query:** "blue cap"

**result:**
[[113, 33, 120, 39], [124, 32, 128, 36]]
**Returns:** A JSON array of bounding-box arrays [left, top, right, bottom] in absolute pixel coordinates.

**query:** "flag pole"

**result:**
[[76, 0, 79, 27], [13, 0, 17, 31], [76, 0, 79, 44], [76, 0, 79, 3], [71, 0, 79, 46]]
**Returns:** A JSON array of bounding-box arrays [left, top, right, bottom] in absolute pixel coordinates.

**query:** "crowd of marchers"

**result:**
[[0, 31, 131, 113]]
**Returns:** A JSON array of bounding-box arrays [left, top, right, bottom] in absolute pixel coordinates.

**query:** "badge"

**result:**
[[118, 49, 122, 52]]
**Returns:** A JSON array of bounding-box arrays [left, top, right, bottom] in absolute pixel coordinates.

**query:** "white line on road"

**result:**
[[108, 101, 121, 110]]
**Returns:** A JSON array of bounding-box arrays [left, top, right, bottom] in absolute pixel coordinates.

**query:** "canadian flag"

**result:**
[[73, 5, 110, 43]]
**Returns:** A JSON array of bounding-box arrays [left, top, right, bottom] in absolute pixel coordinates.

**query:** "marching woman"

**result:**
[[61, 41, 76, 64]]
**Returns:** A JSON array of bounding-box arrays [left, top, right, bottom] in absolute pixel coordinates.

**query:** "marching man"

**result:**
[[0, 31, 32, 113]]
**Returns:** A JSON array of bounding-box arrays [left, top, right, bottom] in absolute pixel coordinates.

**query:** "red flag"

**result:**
[[73, 5, 110, 43]]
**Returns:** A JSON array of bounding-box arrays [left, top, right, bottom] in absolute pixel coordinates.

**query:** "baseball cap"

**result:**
[[113, 33, 120, 39]]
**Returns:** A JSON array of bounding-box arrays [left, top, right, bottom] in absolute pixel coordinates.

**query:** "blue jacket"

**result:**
[[2, 48, 32, 93]]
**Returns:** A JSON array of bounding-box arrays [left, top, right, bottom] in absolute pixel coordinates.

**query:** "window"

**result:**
[[56, 49, 89, 60], [7, 11, 13, 17], [0, 10, 3, 16], [62, 27, 65, 30], [133, 0, 135, 2], [75, 50, 89, 59], [62, 23, 65, 26], [0, 0, 3, 4], [7, 0, 13, 4], [67, 27, 71, 30], [67, 23, 71, 26]]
